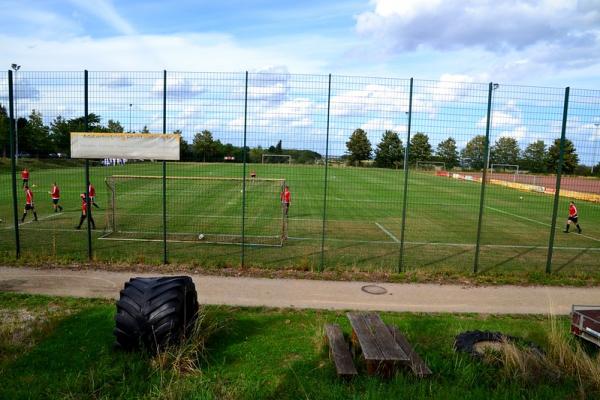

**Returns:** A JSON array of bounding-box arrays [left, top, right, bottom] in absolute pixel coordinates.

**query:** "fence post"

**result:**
[[319, 73, 332, 272], [241, 71, 248, 268], [8, 70, 21, 258], [545, 87, 570, 274], [84, 70, 93, 260], [473, 82, 494, 273], [398, 78, 414, 273], [162, 70, 168, 264]]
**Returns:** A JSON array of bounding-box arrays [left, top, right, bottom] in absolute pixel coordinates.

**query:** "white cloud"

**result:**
[[68, 0, 136, 35]]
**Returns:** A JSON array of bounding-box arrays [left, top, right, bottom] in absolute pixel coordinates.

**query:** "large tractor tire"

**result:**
[[114, 276, 198, 351]]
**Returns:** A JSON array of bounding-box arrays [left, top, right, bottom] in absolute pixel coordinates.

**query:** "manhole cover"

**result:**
[[361, 284, 387, 295]]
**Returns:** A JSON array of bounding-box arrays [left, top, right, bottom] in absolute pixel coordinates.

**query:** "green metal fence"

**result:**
[[1, 70, 599, 275]]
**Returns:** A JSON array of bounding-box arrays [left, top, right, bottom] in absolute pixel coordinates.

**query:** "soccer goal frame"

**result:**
[[490, 164, 520, 182], [416, 161, 446, 171], [102, 175, 287, 247], [262, 154, 292, 164]]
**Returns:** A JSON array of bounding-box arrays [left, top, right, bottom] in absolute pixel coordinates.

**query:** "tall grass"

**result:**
[[151, 308, 226, 375], [494, 318, 600, 397]]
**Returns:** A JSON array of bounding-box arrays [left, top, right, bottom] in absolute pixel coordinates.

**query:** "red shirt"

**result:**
[[51, 185, 60, 200], [25, 188, 33, 205], [89, 184, 96, 197], [569, 204, 578, 217], [21, 170, 29, 179], [81, 196, 88, 213], [281, 189, 291, 204]]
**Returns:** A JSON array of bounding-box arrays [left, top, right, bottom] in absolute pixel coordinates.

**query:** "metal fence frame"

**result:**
[[4, 69, 598, 274]]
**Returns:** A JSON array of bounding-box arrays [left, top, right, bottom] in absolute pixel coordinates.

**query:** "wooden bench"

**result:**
[[347, 312, 409, 376], [387, 325, 432, 378], [324, 323, 358, 379]]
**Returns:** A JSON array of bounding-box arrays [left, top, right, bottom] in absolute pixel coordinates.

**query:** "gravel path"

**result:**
[[1, 267, 598, 315]]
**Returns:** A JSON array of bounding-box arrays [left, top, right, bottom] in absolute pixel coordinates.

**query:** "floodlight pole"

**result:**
[[129, 103, 132, 133], [398, 79, 413, 273], [486, 83, 499, 169], [11, 64, 20, 163], [473, 82, 495, 274], [592, 123, 600, 175]]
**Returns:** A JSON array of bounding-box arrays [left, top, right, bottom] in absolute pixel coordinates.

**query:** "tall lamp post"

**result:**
[[592, 123, 600, 175], [129, 103, 132, 133], [486, 83, 499, 170], [11, 64, 20, 162]]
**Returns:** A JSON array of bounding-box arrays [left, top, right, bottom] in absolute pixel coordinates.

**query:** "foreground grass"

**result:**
[[1, 292, 596, 399]]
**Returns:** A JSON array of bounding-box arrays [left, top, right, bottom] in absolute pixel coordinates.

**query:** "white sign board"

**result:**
[[70, 132, 180, 160]]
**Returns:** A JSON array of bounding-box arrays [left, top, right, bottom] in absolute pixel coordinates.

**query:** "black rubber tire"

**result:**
[[114, 276, 198, 351], [454, 330, 543, 358]]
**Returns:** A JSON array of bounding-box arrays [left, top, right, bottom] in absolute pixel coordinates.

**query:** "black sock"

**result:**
[[78, 215, 85, 228], [577, 224, 581, 231], [33, 212, 38, 220], [565, 224, 569, 232], [21, 213, 26, 222]]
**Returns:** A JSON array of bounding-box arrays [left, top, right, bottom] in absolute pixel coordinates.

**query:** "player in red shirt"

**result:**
[[75, 193, 96, 230], [21, 168, 30, 188], [280, 185, 291, 216], [88, 182, 100, 208], [49, 182, 63, 212], [563, 201, 582, 234], [21, 185, 38, 222]]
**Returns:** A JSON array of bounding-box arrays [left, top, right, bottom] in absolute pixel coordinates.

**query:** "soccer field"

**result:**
[[1, 162, 599, 274]]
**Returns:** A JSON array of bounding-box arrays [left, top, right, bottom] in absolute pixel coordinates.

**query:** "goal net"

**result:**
[[262, 154, 292, 164], [490, 164, 519, 182], [416, 161, 446, 171], [102, 175, 287, 246]]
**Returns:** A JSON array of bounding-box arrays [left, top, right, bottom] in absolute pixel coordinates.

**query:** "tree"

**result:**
[[21, 110, 52, 156], [107, 119, 124, 133], [436, 137, 459, 169], [0, 104, 9, 158], [461, 135, 487, 169], [521, 140, 547, 173], [275, 140, 282, 154], [193, 130, 217, 162], [547, 138, 579, 174], [490, 136, 520, 166], [141, 125, 150, 134], [374, 130, 403, 168], [346, 129, 372, 165], [409, 132, 432, 165]]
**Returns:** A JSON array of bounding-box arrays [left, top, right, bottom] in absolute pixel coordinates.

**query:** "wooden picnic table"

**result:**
[[347, 312, 409, 376]]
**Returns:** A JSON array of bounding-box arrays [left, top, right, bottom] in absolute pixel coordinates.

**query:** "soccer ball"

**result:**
[[31, 184, 37, 188], [198, 234, 205, 240], [519, 196, 523, 200]]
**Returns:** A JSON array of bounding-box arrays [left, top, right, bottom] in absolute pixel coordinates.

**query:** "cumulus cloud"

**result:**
[[357, 0, 599, 51]]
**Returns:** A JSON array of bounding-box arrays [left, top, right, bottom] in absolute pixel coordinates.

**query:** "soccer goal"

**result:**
[[102, 175, 287, 247], [490, 164, 519, 182], [262, 154, 292, 164], [416, 161, 446, 171]]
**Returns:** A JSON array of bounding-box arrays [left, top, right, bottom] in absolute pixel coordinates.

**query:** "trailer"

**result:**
[[571, 305, 600, 348]]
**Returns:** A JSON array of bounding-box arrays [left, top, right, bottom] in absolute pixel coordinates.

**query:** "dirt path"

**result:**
[[1, 267, 598, 315]]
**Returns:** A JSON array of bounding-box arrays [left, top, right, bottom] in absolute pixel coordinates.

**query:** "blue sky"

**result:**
[[2, 0, 600, 87], [1, 0, 600, 161]]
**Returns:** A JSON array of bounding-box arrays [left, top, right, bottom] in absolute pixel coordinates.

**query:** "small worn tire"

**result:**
[[114, 276, 198, 351], [454, 330, 543, 358]]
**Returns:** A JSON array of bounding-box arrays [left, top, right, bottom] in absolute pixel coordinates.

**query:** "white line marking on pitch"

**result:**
[[1, 212, 62, 230], [485, 206, 600, 243], [374, 222, 400, 243]]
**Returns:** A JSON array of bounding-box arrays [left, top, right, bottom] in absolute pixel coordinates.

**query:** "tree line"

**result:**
[[0, 106, 321, 164], [345, 128, 597, 175]]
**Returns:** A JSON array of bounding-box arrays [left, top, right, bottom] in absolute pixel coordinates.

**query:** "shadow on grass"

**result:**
[[478, 246, 538, 274]]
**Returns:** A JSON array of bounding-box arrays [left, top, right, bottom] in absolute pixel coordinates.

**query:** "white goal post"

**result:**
[[102, 175, 287, 247], [490, 163, 520, 174], [262, 154, 292, 164], [416, 161, 446, 170]]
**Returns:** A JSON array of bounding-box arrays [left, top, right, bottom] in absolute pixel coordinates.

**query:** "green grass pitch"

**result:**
[[1, 162, 599, 274]]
